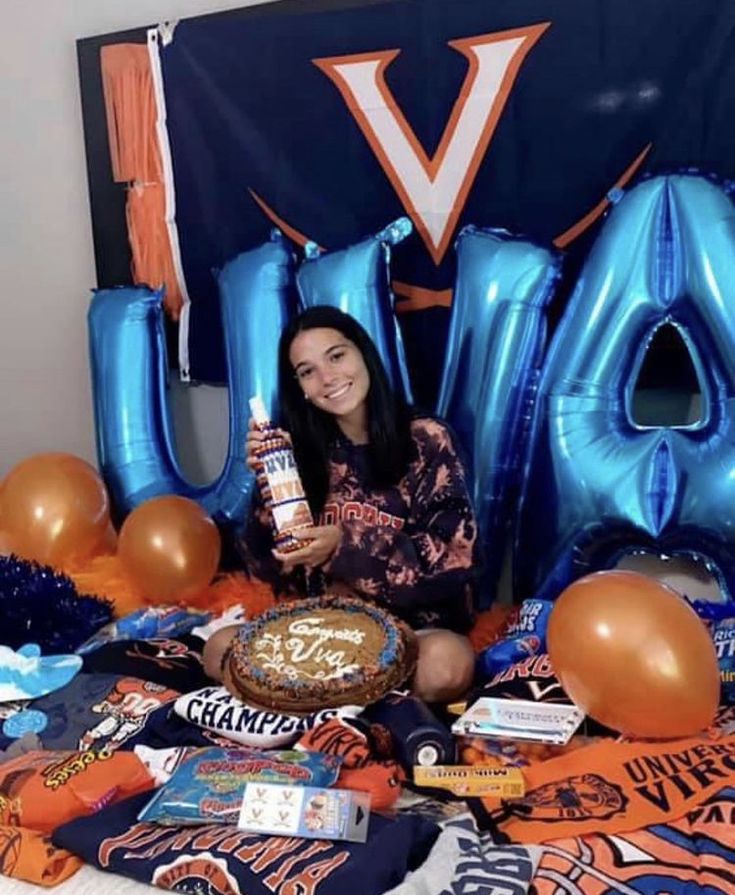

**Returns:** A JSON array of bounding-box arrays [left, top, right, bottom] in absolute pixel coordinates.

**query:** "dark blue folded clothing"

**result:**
[[0, 673, 181, 754], [53, 791, 439, 895], [124, 703, 236, 751], [81, 637, 210, 692]]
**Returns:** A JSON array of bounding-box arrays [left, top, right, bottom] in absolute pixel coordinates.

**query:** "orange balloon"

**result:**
[[0, 453, 110, 566], [0, 489, 10, 555], [118, 495, 221, 602], [547, 570, 720, 738]]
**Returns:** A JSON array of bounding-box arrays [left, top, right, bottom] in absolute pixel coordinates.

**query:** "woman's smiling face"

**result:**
[[289, 326, 371, 431]]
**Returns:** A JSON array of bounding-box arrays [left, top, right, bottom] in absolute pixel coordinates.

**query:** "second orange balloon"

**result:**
[[118, 495, 221, 603]]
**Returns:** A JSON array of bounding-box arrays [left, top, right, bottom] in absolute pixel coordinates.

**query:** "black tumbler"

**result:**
[[364, 690, 456, 771]]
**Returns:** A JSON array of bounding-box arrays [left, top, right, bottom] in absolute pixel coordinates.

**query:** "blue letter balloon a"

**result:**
[[515, 174, 735, 603]]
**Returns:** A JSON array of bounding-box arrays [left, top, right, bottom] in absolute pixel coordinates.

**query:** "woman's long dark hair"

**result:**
[[278, 306, 414, 515]]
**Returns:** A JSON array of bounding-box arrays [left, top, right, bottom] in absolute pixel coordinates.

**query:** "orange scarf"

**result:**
[[486, 734, 735, 842]]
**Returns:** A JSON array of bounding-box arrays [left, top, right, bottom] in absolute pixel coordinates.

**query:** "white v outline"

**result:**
[[314, 24, 549, 265]]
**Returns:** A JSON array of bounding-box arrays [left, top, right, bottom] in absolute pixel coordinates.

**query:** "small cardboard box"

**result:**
[[413, 764, 525, 798]]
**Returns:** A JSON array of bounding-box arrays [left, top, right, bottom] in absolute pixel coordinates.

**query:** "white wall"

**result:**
[[0, 0, 275, 481]]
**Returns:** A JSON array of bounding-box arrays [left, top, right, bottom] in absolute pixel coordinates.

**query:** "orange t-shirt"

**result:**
[[0, 824, 82, 886], [0, 748, 154, 833]]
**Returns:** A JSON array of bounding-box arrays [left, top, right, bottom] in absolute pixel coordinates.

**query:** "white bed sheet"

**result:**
[[1, 865, 158, 894]]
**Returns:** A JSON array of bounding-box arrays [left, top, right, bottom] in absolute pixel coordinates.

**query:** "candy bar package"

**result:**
[[0, 748, 154, 832], [476, 599, 553, 678], [412, 764, 525, 798]]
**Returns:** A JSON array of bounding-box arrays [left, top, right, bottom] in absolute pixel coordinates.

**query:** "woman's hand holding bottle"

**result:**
[[245, 417, 342, 574], [273, 525, 341, 572]]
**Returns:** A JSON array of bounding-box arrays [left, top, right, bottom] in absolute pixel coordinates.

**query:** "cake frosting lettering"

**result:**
[[254, 631, 360, 681], [225, 596, 418, 713], [288, 617, 366, 645]]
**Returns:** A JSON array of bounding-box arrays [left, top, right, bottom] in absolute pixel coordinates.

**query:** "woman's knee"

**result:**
[[201, 625, 241, 681], [412, 631, 475, 703]]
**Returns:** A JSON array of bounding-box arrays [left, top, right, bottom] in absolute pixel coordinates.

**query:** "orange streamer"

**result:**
[[100, 44, 183, 319], [64, 550, 276, 622]]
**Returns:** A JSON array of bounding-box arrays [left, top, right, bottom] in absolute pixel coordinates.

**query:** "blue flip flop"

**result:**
[[0, 643, 82, 702]]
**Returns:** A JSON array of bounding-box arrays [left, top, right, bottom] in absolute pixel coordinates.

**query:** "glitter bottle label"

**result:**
[[249, 397, 314, 552]]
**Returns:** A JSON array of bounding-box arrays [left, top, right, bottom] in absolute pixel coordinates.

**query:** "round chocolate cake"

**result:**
[[225, 595, 418, 713]]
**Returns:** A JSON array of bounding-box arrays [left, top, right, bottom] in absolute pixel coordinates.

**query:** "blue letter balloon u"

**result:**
[[88, 230, 295, 526], [515, 174, 735, 603]]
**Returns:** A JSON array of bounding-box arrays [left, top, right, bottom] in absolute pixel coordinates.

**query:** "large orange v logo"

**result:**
[[314, 24, 549, 265]]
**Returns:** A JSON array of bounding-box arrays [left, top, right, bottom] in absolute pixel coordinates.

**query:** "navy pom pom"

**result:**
[[0, 555, 113, 653]]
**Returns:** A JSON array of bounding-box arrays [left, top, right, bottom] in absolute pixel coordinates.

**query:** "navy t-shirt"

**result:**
[[0, 673, 181, 753], [54, 791, 439, 895]]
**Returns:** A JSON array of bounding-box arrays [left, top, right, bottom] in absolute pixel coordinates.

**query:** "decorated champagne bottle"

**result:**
[[249, 396, 314, 552]]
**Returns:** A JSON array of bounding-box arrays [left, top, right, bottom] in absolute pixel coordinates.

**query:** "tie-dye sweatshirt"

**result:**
[[241, 417, 479, 632]]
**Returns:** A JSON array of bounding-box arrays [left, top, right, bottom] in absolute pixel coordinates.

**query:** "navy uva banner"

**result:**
[[156, 0, 735, 399]]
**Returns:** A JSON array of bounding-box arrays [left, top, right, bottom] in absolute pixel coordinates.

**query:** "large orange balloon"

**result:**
[[118, 495, 220, 602], [547, 570, 720, 738], [0, 453, 110, 565]]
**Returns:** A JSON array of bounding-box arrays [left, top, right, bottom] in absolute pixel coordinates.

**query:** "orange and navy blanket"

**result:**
[[533, 785, 735, 894]]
